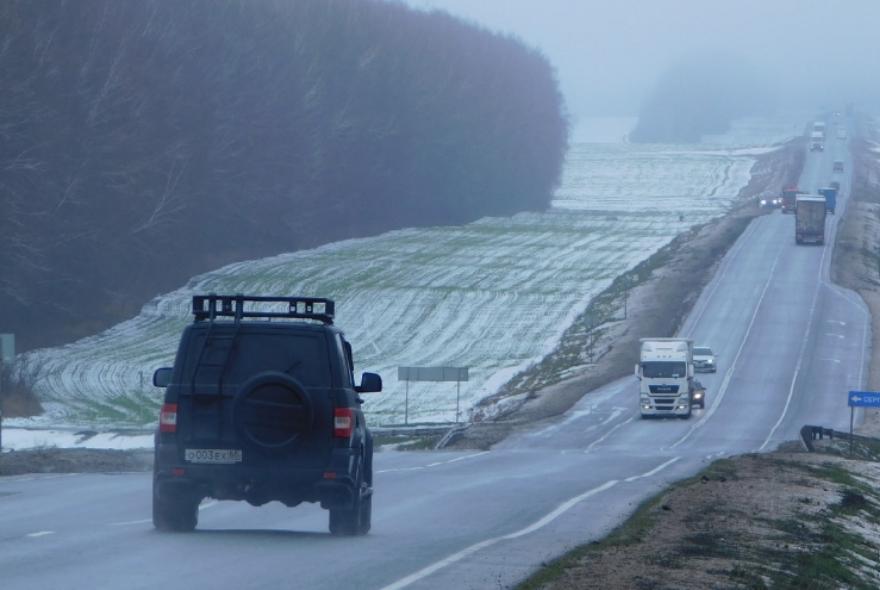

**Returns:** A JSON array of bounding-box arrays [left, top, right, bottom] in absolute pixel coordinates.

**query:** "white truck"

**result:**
[[635, 338, 694, 418]]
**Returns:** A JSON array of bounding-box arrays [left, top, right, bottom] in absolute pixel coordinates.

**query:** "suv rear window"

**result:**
[[181, 330, 331, 387], [694, 348, 713, 355]]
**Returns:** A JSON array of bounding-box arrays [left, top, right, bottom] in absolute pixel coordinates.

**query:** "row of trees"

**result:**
[[0, 0, 568, 351], [630, 53, 771, 143]]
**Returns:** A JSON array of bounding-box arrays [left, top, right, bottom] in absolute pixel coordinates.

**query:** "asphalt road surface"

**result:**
[[0, 116, 869, 590]]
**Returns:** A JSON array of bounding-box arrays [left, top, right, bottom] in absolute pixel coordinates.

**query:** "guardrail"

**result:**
[[800, 424, 880, 457]]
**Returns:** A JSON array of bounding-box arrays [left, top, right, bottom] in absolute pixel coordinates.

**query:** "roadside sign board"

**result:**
[[848, 391, 880, 408], [397, 366, 469, 382]]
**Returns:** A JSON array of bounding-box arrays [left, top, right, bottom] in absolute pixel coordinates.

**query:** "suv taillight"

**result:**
[[334, 408, 354, 438], [159, 403, 178, 433]]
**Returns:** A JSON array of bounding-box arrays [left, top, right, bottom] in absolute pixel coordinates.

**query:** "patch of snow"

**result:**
[[2, 427, 153, 451]]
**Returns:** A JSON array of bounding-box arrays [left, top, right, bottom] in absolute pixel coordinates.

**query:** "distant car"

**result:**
[[830, 181, 841, 191], [758, 193, 781, 209], [693, 346, 716, 373], [691, 380, 706, 409], [810, 142, 824, 152], [833, 161, 844, 172]]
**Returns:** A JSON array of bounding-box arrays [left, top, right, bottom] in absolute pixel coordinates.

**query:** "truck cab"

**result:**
[[635, 338, 694, 418]]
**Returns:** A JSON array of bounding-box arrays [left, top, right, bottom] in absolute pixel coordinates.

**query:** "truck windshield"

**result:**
[[642, 361, 686, 378]]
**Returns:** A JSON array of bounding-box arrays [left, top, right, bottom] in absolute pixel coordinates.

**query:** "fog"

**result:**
[[404, 0, 880, 123]]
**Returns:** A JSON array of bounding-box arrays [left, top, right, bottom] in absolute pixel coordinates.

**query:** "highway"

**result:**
[[0, 116, 869, 590]]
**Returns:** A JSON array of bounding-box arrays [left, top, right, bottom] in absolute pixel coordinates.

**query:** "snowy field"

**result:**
[[11, 115, 806, 433]]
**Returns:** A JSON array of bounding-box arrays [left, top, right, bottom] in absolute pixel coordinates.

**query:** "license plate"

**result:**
[[184, 448, 243, 464]]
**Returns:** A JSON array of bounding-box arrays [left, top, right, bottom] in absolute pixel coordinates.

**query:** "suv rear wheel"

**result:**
[[328, 454, 372, 536], [329, 489, 371, 536], [153, 484, 200, 532]]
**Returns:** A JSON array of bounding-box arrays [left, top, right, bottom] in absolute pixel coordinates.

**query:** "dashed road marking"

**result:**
[[109, 518, 152, 527], [377, 451, 489, 474], [26, 531, 55, 538], [759, 232, 828, 451], [379, 456, 681, 590], [584, 416, 635, 453], [671, 247, 783, 449]]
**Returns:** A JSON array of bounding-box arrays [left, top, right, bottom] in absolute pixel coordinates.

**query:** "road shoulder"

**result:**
[[832, 127, 880, 436], [520, 444, 880, 590]]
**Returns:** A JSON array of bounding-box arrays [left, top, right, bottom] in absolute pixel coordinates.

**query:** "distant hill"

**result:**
[[0, 0, 568, 352], [630, 54, 771, 143]]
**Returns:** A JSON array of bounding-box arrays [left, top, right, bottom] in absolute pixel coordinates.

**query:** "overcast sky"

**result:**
[[403, 0, 880, 124]]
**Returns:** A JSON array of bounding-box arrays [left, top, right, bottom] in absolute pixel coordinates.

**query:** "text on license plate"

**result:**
[[184, 448, 243, 464]]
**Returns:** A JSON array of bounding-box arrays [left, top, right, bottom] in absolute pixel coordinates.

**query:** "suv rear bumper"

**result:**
[[154, 444, 362, 510]]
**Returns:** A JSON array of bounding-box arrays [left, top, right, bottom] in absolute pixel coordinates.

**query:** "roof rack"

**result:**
[[192, 294, 335, 325]]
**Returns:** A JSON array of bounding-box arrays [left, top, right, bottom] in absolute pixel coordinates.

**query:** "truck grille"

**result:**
[[649, 385, 679, 394]]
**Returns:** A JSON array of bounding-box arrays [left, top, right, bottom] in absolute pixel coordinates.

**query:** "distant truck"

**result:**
[[795, 195, 827, 245], [818, 187, 838, 214], [636, 338, 694, 418], [810, 131, 824, 151], [781, 186, 802, 214]]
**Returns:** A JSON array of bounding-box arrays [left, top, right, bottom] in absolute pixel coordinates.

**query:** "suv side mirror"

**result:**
[[634, 363, 641, 380], [153, 367, 172, 388], [356, 372, 382, 393]]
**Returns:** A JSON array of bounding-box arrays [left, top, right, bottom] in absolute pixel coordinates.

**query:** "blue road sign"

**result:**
[[848, 391, 880, 408]]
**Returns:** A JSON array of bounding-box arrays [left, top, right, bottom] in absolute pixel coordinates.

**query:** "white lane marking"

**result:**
[[376, 451, 489, 474], [110, 518, 152, 527], [26, 531, 55, 538], [683, 219, 757, 337], [759, 238, 828, 451], [584, 416, 635, 453], [671, 248, 783, 449], [380, 456, 682, 590], [624, 457, 680, 483], [826, 320, 846, 326], [379, 481, 618, 590], [824, 333, 845, 339], [819, 358, 841, 364], [600, 407, 627, 426], [108, 501, 216, 527]]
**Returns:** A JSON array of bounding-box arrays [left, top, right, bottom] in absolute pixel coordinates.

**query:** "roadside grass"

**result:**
[[518, 459, 741, 590], [71, 392, 160, 426], [518, 452, 880, 590]]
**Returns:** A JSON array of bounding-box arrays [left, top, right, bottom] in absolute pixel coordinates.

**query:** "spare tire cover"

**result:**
[[233, 371, 314, 449]]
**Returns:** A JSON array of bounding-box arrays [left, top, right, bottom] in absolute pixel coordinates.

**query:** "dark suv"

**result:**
[[152, 295, 381, 535]]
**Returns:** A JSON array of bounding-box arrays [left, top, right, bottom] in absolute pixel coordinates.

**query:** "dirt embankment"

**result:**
[[522, 441, 880, 590], [454, 139, 805, 449], [832, 126, 880, 436]]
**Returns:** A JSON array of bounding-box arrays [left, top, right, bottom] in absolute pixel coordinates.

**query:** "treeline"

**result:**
[[630, 53, 771, 143], [0, 0, 568, 351]]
